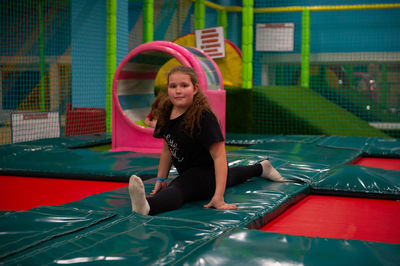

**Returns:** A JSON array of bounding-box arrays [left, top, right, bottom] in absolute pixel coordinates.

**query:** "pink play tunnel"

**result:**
[[112, 41, 225, 153]]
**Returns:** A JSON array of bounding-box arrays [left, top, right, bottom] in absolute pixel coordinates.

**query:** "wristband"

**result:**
[[156, 177, 166, 183]]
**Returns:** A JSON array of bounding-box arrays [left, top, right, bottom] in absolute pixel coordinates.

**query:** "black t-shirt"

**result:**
[[154, 110, 224, 175]]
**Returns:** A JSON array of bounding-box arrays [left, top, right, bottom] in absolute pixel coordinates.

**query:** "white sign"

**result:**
[[12, 112, 60, 143], [195, 26, 225, 59], [256, 23, 294, 51]]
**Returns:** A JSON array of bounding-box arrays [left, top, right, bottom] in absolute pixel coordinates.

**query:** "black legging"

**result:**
[[147, 163, 262, 215]]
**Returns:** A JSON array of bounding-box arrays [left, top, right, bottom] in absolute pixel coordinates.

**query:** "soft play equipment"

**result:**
[[112, 41, 225, 153]]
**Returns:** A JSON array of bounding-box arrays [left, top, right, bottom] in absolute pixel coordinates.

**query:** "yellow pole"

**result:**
[[254, 3, 400, 13]]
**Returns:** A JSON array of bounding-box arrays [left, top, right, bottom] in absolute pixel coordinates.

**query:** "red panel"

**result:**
[[261, 195, 400, 244], [65, 104, 106, 136], [0, 176, 127, 211], [351, 157, 400, 171]]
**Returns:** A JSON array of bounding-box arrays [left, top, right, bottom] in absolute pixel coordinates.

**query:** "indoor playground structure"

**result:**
[[1, 1, 400, 265], [112, 40, 225, 153]]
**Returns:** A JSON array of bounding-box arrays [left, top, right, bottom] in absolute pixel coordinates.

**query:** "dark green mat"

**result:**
[[181, 228, 400, 266], [0, 206, 116, 261], [0, 148, 160, 182], [1, 177, 310, 264]]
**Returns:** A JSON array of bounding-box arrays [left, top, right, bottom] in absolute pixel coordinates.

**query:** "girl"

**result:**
[[129, 65, 284, 215]]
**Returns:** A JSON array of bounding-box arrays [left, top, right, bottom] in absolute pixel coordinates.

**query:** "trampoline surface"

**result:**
[[261, 195, 400, 244], [352, 157, 400, 171]]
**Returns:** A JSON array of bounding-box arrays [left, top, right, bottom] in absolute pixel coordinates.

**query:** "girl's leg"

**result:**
[[129, 162, 284, 215], [132, 167, 215, 215], [227, 160, 283, 187], [146, 184, 185, 215], [129, 175, 186, 215], [226, 164, 262, 187]]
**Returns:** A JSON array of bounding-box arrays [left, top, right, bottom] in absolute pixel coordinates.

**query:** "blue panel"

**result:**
[[311, 9, 400, 53], [71, 0, 106, 108], [154, 1, 177, 41], [180, 4, 195, 37]]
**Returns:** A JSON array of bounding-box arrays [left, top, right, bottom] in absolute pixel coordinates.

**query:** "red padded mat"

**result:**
[[0, 176, 127, 211], [261, 195, 400, 244]]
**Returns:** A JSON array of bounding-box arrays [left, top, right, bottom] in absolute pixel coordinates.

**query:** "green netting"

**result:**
[[0, 0, 114, 144], [1, 1, 400, 147], [252, 1, 400, 137]]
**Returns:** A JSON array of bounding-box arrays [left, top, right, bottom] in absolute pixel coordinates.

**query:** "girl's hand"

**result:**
[[203, 196, 237, 210], [150, 181, 166, 196]]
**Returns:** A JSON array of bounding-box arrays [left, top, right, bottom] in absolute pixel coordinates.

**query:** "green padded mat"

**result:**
[[1, 190, 398, 265], [0, 134, 399, 195], [180, 228, 400, 266], [1, 177, 310, 264], [313, 164, 400, 199], [226, 134, 400, 198], [1, 212, 224, 265], [0, 147, 160, 181], [0, 206, 116, 261]]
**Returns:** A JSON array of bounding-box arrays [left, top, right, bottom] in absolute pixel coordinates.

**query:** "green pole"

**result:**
[[218, 9, 228, 38], [143, 0, 154, 42], [106, 0, 117, 133], [195, 0, 205, 30], [242, 0, 253, 89], [301, 8, 310, 88], [39, 2, 46, 111]]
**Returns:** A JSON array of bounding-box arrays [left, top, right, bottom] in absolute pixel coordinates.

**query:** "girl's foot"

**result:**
[[260, 160, 284, 182], [128, 175, 150, 215]]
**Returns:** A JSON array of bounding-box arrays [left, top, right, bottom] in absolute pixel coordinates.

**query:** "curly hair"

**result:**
[[150, 90, 167, 120], [154, 65, 214, 138]]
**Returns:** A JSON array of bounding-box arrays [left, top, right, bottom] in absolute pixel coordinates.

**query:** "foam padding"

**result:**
[[1, 134, 398, 192], [312, 164, 400, 199], [226, 133, 323, 145], [7, 133, 111, 149], [0, 178, 309, 264], [0, 206, 116, 261], [248, 141, 362, 167], [55, 177, 309, 228], [317, 135, 400, 157], [227, 135, 400, 198], [156, 178, 309, 229], [1, 212, 225, 265], [180, 229, 400, 265], [0, 147, 159, 181]]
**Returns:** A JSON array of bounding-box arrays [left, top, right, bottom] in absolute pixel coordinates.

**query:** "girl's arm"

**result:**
[[203, 141, 237, 210], [150, 140, 172, 196]]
